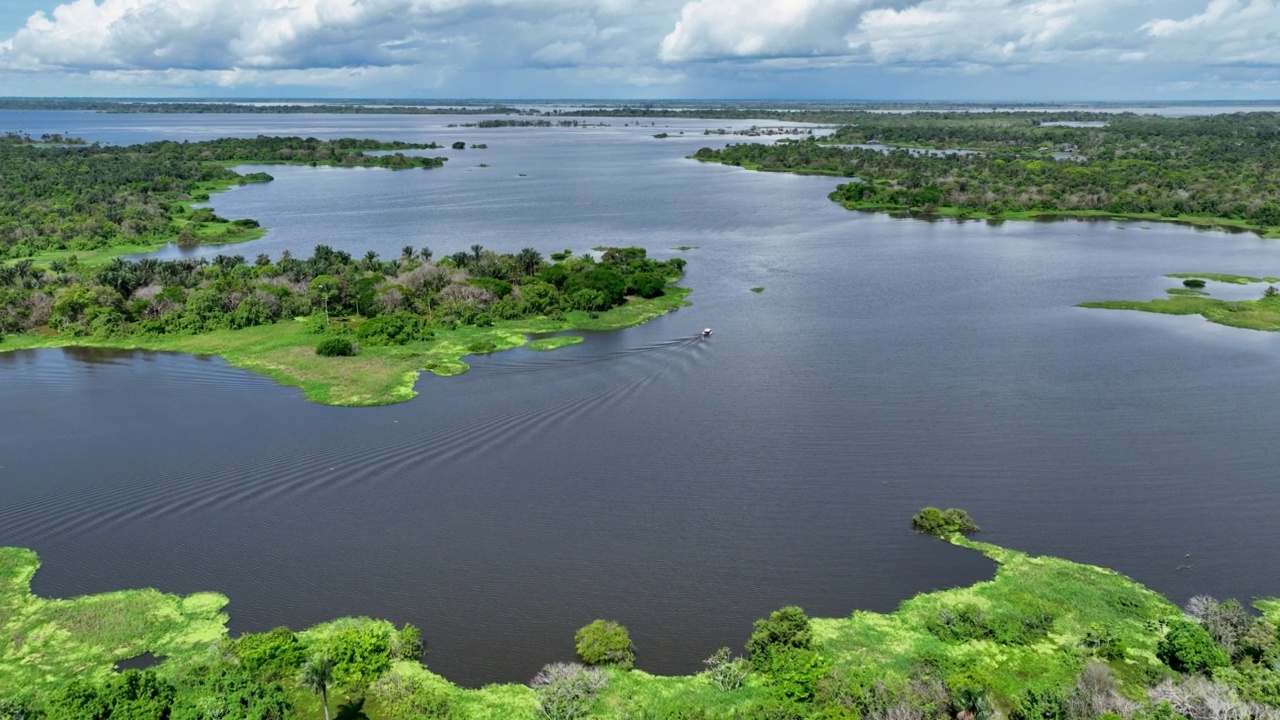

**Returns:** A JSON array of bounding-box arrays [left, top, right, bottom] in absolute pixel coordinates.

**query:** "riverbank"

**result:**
[[5, 523, 1272, 719], [0, 285, 690, 407]]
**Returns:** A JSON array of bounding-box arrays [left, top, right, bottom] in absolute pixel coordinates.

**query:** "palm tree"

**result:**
[[401, 245, 414, 261], [363, 250, 379, 271], [299, 654, 335, 720], [516, 247, 543, 278], [418, 247, 433, 263], [470, 243, 484, 261]]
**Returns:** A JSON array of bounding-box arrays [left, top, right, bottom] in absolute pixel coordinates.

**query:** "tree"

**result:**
[[516, 247, 543, 278], [300, 654, 336, 720], [451, 141, 466, 150], [574, 619, 635, 669], [1158, 619, 1229, 673], [309, 275, 340, 320], [747, 606, 813, 665]]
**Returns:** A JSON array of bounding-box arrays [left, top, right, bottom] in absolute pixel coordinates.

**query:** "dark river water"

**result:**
[[2, 110, 1280, 687]]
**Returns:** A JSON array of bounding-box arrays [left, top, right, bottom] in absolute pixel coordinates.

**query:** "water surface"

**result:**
[[2, 111, 1279, 686]]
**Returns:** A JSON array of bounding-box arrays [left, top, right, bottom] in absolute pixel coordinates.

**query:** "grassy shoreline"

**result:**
[[0, 285, 691, 407], [5, 529, 1271, 718]]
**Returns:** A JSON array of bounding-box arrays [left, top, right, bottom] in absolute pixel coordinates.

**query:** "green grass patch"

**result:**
[[1166, 287, 1209, 297], [0, 286, 692, 407], [1166, 273, 1280, 285], [816, 536, 1180, 705], [750, 286, 765, 293], [1081, 292, 1280, 332], [0, 547, 228, 693], [528, 336, 585, 351], [672, 246, 698, 251]]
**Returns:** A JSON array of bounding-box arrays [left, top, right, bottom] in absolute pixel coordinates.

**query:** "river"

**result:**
[[1, 109, 1279, 686]]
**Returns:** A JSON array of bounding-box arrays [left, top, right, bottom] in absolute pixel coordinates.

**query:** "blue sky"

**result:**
[[0, 0, 1277, 100]]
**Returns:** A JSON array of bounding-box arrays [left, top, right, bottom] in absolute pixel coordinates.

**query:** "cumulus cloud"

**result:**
[[658, 0, 867, 62], [4, 0, 1280, 94], [0, 0, 681, 76]]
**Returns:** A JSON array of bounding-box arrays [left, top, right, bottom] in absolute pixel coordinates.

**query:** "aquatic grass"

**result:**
[[0, 285, 692, 407], [1166, 288, 1209, 297], [529, 336, 585, 351], [0, 547, 229, 692], [1165, 273, 1280, 285], [1080, 293, 1280, 332]]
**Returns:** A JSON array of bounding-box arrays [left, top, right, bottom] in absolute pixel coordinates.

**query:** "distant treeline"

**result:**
[[693, 112, 1280, 232], [0, 99, 537, 115], [0, 136, 447, 260]]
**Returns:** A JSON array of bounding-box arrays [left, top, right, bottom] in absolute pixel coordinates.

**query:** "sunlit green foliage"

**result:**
[[575, 620, 636, 669]]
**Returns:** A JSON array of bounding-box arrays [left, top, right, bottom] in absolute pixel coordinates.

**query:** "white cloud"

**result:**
[[4, 0, 1280, 95], [0, 0, 683, 77], [658, 0, 868, 62]]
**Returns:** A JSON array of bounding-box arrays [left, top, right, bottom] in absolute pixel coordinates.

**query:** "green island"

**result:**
[[4, 510, 1279, 720], [0, 245, 690, 406], [0, 134, 448, 266], [1082, 275, 1280, 332], [690, 112, 1280, 238]]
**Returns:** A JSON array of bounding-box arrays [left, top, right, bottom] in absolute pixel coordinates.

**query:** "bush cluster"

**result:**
[[911, 507, 980, 537]]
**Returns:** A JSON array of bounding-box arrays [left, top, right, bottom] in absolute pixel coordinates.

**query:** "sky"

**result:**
[[0, 0, 1277, 100]]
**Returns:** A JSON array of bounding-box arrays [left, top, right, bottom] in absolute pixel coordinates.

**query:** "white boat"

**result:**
[[702, 328, 713, 337]]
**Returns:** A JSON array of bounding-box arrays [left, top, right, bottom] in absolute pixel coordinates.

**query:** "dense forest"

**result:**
[[692, 112, 1280, 234], [0, 243, 684, 346], [0, 136, 448, 260], [3, 521, 1280, 720]]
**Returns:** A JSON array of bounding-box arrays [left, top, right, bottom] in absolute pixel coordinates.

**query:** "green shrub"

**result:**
[[628, 272, 666, 299], [1081, 623, 1127, 661], [371, 672, 455, 720], [465, 339, 497, 354], [912, 507, 980, 538], [757, 647, 831, 703], [748, 606, 813, 667], [574, 619, 635, 668], [316, 336, 357, 357], [391, 624, 424, 661], [1158, 619, 1229, 673], [231, 627, 307, 681], [1011, 687, 1068, 720], [356, 312, 432, 346], [704, 646, 750, 691], [1183, 279, 1207, 288]]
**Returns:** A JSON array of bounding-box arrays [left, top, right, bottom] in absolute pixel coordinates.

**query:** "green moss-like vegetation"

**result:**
[[1082, 281, 1280, 332], [528, 335, 585, 351], [0, 547, 228, 693], [751, 286, 765, 293]]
